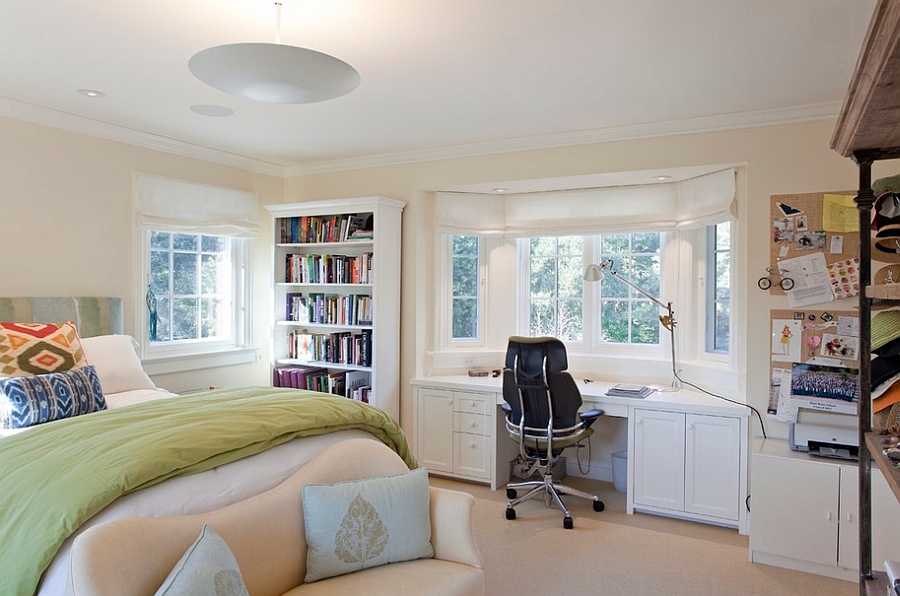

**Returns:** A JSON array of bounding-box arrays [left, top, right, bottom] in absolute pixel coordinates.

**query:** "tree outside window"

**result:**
[[149, 231, 232, 343], [451, 235, 479, 340]]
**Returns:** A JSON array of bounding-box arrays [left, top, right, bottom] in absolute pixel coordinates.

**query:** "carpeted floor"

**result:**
[[429, 474, 857, 596]]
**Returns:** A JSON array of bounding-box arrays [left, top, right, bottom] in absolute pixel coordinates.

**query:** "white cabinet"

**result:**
[[750, 439, 900, 581], [414, 386, 495, 483], [266, 198, 404, 420], [631, 409, 743, 526]]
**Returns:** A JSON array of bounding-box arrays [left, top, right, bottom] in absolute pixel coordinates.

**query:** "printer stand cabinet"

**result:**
[[750, 439, 900, 581]]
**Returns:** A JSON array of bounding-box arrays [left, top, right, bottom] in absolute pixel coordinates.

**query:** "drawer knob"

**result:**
[[447, 396, 454, 404], [469, 421, 477, 428], [469, 400, 477, 407], [469, 441, 477, 449]]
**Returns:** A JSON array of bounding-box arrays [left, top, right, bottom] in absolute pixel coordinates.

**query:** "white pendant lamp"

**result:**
[[189, 2, 359, 104]]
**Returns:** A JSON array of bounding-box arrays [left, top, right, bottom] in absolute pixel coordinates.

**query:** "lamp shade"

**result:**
[[189, 42, 360, 104], [583, 264, 603, 282]]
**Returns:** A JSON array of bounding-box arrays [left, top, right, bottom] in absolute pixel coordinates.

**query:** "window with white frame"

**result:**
[[451, 235, 481, 341], [707, 221, 731, 354], [147, 231, 238, 345], [434, 168, 737, 375], [134, 173, 258, 369], [523, 232, 665, 348]]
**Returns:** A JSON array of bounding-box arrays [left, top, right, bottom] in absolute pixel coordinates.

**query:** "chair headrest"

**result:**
[[505, 336, 569, 374]]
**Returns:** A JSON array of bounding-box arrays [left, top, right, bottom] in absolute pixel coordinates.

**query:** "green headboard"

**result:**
[[0, 297, 123, 337]]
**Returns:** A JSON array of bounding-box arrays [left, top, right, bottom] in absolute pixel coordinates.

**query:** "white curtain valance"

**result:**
[[436, 168, 736, 236], [134, 173, 260, 238]]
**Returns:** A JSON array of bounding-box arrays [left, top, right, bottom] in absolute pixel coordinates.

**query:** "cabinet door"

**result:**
[[684, 414, 741, 521], [839, 467, 900, 570], [633, 409, 686, 511], [455, 431, 490, 479], [749, 455, 839, 566], [415, 388, 454, 473]]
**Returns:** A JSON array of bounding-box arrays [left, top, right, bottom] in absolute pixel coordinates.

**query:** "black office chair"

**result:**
[[501, 336, 605, 529]]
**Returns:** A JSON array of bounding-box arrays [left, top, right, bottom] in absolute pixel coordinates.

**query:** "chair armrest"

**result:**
[[500, 403, 511, 414], [429, 487, 483, 569], [579, 408, 604, 429]]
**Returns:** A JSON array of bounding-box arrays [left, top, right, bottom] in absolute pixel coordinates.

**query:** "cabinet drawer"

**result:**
[[454, 412, 491, 436], [454, 393, 491, 415], [455, 433, 490, 479]]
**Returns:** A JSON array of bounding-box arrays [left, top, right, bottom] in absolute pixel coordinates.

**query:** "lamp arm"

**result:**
[[604, 269, 671, 312]]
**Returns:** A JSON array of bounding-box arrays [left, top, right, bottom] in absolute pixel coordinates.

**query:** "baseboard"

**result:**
[[564, 459, 613, 484]]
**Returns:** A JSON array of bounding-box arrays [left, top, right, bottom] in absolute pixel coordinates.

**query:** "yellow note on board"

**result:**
[[822, 194, 858, 233]]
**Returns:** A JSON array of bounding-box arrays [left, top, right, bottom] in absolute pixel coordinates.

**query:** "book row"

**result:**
[[277, 213, 373, 244], [288, 329, 372, 367], [285, 252, 373, 285], [285, 292, 372, 326], [273, 365, 371, 403]]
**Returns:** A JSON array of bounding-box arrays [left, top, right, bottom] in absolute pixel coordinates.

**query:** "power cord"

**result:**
[[674, 369, 768, 439]]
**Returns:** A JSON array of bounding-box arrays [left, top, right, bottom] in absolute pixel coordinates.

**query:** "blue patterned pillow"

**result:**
[[0, 365, 107, 429]]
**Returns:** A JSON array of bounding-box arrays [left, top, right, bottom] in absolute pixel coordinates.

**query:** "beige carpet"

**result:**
[[429, 475, 856, 596]]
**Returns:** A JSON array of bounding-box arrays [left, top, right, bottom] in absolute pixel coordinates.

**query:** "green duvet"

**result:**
[[0, 386, 413, 596]]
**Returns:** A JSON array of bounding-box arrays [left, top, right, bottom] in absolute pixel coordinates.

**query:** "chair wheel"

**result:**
[[563, 516, 573, 529], [593, 499, 605, 512], [506, 488, 517, 499], [506, 507, 516, 520]]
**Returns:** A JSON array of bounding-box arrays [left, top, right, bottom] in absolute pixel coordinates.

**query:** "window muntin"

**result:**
[[148, 231, 234, 346], [528, 236, 583, 341], [707, 222, 731, 354], [451, 235, 480, 341], [598, 233, 661, 345]]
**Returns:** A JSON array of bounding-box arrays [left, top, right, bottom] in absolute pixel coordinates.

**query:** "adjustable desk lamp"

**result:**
[[583, 259, 679, 391]]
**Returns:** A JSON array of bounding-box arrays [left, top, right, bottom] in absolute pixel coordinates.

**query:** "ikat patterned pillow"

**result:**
[[0, 365, 106, 429], [0, 321, 87, 378]]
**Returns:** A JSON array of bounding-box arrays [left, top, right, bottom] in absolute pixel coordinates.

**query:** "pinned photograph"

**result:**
[[790, 362, 859, 414], [774, 218, 794, 243], [794, 230, 826, 250], [820, 333, 858, 360]]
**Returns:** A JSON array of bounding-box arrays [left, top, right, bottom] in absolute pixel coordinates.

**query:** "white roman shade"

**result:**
[[436, 168, 736, 236], [134, 173, 260, 237]]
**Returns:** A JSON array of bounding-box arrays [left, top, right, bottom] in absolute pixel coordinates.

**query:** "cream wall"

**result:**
[[281, 119, 898, 446], [3, 113, 896, 447], [0, 116, 280, 392]]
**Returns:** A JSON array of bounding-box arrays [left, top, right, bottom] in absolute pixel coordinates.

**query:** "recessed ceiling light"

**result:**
[[190, 104, 234, 117], [492, 187, 509, 193], [77, 89, 105, 98], [653, 175, 673, 181]]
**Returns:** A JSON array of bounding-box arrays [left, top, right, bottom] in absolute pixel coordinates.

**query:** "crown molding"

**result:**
[[0, 97, 285, 177], [285, 101, 842, 176], [0, 95, 840, 179]]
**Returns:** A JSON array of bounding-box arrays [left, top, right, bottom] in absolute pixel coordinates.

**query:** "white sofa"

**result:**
[[66, 438, 484, 596]]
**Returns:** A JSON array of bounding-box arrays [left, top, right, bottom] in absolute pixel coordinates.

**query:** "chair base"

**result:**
[[505, 470, 604, 529]]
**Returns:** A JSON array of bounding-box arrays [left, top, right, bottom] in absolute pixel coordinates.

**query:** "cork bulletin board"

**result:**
[[767, 308, 859, 422], [767, 191, 859, 299]]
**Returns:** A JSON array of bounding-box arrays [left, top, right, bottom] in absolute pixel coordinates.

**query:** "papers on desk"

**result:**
[[605, 384, 656, 399]]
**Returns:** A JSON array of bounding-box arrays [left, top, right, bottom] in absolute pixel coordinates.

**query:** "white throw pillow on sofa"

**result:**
[[302, 467, 434, 583], [80, 334, 157, 395], [155, 524, 249, 596]]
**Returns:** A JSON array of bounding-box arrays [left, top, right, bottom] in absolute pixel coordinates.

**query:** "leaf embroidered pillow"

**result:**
[[302, 467, 433, 582]]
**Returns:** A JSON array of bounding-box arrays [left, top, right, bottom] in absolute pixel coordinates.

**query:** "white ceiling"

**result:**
[[0, 0, 877, 178]]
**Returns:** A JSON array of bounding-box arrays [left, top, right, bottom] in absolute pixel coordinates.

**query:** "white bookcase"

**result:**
[[266, 197, 405, 420]]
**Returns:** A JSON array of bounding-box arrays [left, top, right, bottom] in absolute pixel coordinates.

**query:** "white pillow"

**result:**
[[302, 467, 434, 583], [155, 524, 249, 596], [80, 334, 157, 395]]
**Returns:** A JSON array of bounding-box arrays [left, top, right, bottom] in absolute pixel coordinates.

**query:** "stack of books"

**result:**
[[605, 384, 655, 398]]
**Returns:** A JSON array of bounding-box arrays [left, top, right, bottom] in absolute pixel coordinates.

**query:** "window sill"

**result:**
[[141, 347, 258, 376]]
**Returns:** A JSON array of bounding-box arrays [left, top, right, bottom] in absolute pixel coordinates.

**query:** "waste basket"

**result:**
[[612, 450, 627, 493]]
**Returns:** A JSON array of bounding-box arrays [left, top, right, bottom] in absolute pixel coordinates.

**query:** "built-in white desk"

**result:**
[[411, 375, 750, 533]]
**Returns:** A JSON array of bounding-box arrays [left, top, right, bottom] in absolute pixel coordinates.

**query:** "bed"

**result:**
[[0, 297, 413, 596]]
